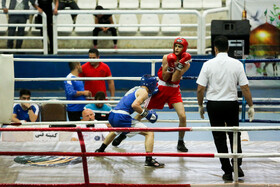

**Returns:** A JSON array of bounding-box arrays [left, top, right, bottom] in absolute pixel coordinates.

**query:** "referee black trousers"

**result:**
[[207, 101, 242, 174]]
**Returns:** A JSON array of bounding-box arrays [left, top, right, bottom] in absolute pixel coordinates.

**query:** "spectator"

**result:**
[[12, 89, 39, 123], [93, 5, 118, 49], [64, 62, 92, 121], [84, 91, 112, 127], [79, 48, 115, 98], [55, 0, 79, 23], [95, 74, 164, 168], [71, 109, 109, 141], [196, 35, 254, 181], [2, 0, 41, 50], [37, 0, 59, 54]]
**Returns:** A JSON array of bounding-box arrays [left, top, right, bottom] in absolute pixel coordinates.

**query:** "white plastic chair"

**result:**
[[183, 0, 203, 9], [75, 14, 95, 33], [162, 0, 181, 9], [119, 0, 139, 9], [118, 14, 138, 34], [98, 0, 118, 9], [0, 14, 8, 33], [139, 14, 159, 34], [203, 0, 222, 9], [77, 0, 96, 9], [161, 14, 181, 34], [31, 15, 40, 34], [140, 0, 160, 9], [57, 14, 73, 33]]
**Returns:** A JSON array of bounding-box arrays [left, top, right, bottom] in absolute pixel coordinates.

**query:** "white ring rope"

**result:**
[[15, 77, 141, 81], [13, 100, 280, 109], [215, 153, 280, 158], [27, 96, 280, 102], [13, 58, 163, 63]]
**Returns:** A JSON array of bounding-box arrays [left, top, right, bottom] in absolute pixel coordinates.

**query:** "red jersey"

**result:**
[[79, 62, 112, 97]]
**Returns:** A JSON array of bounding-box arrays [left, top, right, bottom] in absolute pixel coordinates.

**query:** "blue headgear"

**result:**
[[140, 74, 158, 93]]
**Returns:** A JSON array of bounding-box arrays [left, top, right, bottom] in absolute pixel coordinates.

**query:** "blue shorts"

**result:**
[[108, 112, 132, 128]]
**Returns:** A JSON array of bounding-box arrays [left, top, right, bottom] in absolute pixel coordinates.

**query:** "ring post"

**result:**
[[241, 59, 246, 122], [0, 54, 15, 124]]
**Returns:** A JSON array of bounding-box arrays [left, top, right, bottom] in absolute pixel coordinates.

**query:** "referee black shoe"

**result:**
[[222, 173, 233, 181]]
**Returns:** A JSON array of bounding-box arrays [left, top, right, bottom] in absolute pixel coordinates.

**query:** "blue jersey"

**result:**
[[114, 86, 143, 114], [13, 103, 39, 122], [64, 73, 86, 112], [109, 87, 146, 128]]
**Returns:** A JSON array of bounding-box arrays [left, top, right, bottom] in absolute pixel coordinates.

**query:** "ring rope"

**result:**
[[3, 118, 280, 126], [1, 124, 280, 186], [1, 151, 279, 159], [26, 96, 280, 101], [13, 58, 280, 63], [13, 99, 280, 107], [182, 76, 280, 80], [1, 126, 280, 132], [14, 76, 280, 82]]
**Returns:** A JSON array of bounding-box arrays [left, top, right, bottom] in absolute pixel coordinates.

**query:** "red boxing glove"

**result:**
[[176, 52, 192, 71], [166, 53, 177, 73]]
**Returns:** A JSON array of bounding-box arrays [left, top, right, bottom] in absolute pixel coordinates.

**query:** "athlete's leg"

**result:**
[[139, 131, 154, 153], [173, 102, 186, 139], [173, 102, 188, 152], [95, 132, 117, 152], [140, 131, 164, 167]]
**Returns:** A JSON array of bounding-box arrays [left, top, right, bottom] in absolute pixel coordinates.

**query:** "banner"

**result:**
[[229, 0, 280, 86]]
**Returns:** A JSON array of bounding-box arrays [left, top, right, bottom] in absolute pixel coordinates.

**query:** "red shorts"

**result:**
[[145, 85, 182, 109]]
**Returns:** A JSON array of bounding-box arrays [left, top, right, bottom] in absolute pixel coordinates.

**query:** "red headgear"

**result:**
[[173, 37, 188, 55]]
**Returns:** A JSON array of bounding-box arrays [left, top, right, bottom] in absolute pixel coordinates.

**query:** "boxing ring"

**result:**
[[0, 56, 280, 186]]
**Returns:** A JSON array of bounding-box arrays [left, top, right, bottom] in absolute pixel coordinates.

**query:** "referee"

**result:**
[[196, 35, 254, 181]]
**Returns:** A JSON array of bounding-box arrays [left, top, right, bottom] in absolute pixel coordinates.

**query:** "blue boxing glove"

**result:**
[[148, 86, 159, 97], [140, 109, 158, 123]]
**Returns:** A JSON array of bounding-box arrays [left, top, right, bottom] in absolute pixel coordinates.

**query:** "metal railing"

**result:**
[[0, 10, 48, 54], [0, 8, 231, 55], [53, 9, 202, 54]]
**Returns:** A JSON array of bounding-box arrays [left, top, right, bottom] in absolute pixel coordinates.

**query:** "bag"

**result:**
[[34, 15, 42, 30]]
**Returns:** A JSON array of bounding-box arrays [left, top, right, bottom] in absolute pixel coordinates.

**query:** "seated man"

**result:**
[[12, 89, 39, 123], [93, 5, 118, 49], [55, 0, 80, 23], [84, 91, 111, 121], [71, 109, 109, 141]]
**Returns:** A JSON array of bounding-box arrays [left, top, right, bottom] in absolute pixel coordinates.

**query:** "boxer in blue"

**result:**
[[95, 74, 164, 167]]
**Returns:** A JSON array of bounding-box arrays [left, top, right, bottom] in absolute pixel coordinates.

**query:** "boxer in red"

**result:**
[[113, 37, 192, 152]]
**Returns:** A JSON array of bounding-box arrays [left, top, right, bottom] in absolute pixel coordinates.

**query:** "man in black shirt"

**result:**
[[93, 5, 118, 49]]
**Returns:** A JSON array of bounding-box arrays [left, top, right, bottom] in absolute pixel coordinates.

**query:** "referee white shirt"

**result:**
[[196, 53, 249, 101]]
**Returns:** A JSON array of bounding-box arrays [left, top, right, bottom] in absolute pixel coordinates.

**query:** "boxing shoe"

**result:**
[[145, 158, 164, 168], [95, 148, 104, 152], [112, 133, 127, 146], [177, 140, 188, 152]]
